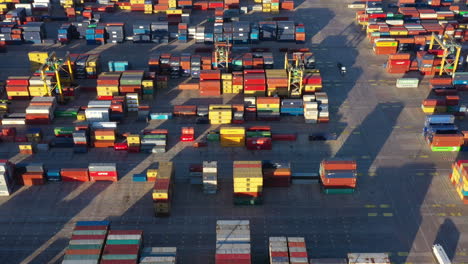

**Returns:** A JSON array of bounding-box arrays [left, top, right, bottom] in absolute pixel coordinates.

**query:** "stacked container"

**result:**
[[277, 21, 296, 42], [147, 164, 158, 182], [303, 95, 318, 124], [423, 115, 462, 152], [26, 96, 56, 124], [86, 100, 111, 122], [106, 24, 125, 43], [61, 221, 109, 264], [269, 237, 289, 264], [450, 160, 468, 204], [141, 78, 154, 100], [73, 130, 88, 153], [221, 73, 233, 94], [18, 163, 44, 186], [287, 237, 308, 264], [126, 93, 140, 112], [189, 164, 203, 185], [22, 22, 45, 44], [141, 129, 167, 153], [244, 70, 266, 96], [0, 160, 15, 196], [220, 127, 245, 147], [61, 168, 90, 182], [203, 161, 217, 194], [281, 99, 304, 116], [127, 134, 141, 152], [246, 126, 272, 150], [180, 127, 195, 142], [93, 129, 115, 148], [6, 76, 30, 100], [244, 97, 256, 121], [97, 72, 121, 99], [386, 53, 411, 74], [266, 69, 288, 96], [215, 220, 251, 264], [19, 143, 35, 155], [263, 161, 291, 187], [120, 71, 143, 95], [256, 97, 280, 120], [152, 162, 174, 216], [303, 70, 322, 93], [209, 105, 232, 124], [139, 247, 177, 264], [28, 51, 48, 72], [28, 76, 51, 97], [101, 230, 143, 264], [320, 159, 357, 194], [233, 161, 263, 205], [89, 163, 117, 182], [200, 70, 221, 96]]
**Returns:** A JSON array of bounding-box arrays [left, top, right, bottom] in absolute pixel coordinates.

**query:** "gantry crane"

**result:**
[[38, 51, 74, 103], [214, 38, 232, 72], [284, 52, 305, 98], [429, 32, 462, 76]]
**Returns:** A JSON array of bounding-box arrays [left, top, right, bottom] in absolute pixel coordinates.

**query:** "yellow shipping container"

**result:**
[[234, 182, 263, 188], [7, 91, 29, 97], [127, 135, 140, 144], [142, 80, 154, 88], [166, 8, 182, 14], [93, 135, 115, 141], [28, 51, 49, 64], [19, 144, 33, 150], [77, 112, 86, 121], [234, 187, 263, 192], [209, 104, 232, 110], [375, 41, 398, 47], [147, 168, 158, 177], [152, 191, 169, 199], [220, 127, 245, 135], [222, 73, 232, 80]]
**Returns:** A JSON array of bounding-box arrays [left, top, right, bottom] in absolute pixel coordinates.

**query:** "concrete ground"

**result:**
[[1, 0, 468, 263]]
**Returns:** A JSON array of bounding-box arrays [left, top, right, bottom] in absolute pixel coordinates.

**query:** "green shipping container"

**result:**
[[54, 110, 78, 117], [142, 89, 154, 95], [233, 197, 263, 205], [102, 254, 138, 260], [246, 131, 271, 137], [207, 133, 220, 142], [431, 146, 460, 152], [105, 239, 141, 245], [54, 127, 74, 135], [323, 188, 355, 194], [143, 135, 166, 139]]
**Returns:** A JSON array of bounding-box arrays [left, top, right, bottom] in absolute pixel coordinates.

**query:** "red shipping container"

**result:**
[[108, 230, 143, 235], [114, 143, 128, 151], [200, 70, 221, 80], [321, 160, 357, 170], [272, 134, 297, 141], [89, 171, 117, 177], [103, 244, 139, 254], [61, 168, 89, 182], [100, 260, 137, 264], [71, 235, 107, 240]]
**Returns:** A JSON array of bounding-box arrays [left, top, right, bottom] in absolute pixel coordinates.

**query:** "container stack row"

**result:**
[[25, 96, 57, 125], [319, 159, 357, 194], [0, 160, 15, 196], [139, 247, 177, 264], [450, 160, 468, 204], [203, 161, 218, 194], [246, 126, 272, 150], [209, 105, 232, 124], [101, 230, 143, 264], [423, 114, 463, 152], [141, 129, 168, 153], [152, 162, 174, 216], [233, 161, 263, 205], [61, 220, 110, 264], [220, 127, 245, 147], [215, 220, 251, 264], [88, 163, 117, 182]]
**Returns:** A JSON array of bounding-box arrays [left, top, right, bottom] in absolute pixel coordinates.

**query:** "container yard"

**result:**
[[3, 0, 468, 263]]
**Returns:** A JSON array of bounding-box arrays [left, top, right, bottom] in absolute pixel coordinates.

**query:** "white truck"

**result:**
[[432, 244, 451, 264]]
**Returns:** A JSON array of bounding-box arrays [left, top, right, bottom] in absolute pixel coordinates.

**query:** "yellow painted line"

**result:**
[[380, 204, 390, 208], [352, 131, 361, 135], [430, 172, 439, 176], [368, 80, 376, 82], [403, 262, 414, 264], [368, 172, 377, 176], [416, 172, 425, 176], [341, 131, 350, 135], [392, 126, 401, 129], [419, 155, 429, 158], [437, 213, 447, 216], [383, 213, 393, 217], [398, 252, 409, 257], [456, 252, 468, 256], [370, 83, 378, 86], [446, 204, 456, 207], [357, 173, 363, 176], [404, 126, 412, 129], [432, 204, 442, 207], [368, 213, 378, 217], [342, 105, 350, 108], [365, 204, 376, 208], [450, 212, 462, 216]]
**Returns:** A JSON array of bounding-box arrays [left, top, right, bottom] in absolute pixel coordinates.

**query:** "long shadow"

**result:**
[[434, 218, 460, 261], [0, 182, 110, 264]]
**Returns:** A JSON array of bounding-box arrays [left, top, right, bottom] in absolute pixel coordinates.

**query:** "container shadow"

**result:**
[[434, 218, 460, 261]]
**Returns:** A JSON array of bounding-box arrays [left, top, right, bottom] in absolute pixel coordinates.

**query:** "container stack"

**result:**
[[26, 96, 57, 124], [86, 101, 111, 122], [265, 69, 288, 96], [22, 22, 45, 44], [152, 162, 174, 216], [88, 163, 117, 182], [423, 115, 463, 152], [200, 70, 221, 96], [108, 61, 129, 72], [287, 237, 308, 263], [85, 25, 106, 45], [0, 160, 15, 196], [316, 92, 329, 123], [269, 237, 289, 264], [73, 130, 88, 153], [215, 220, 251, 264], [256, 97, 280, 121], [203, 161, 217, 194], [303, 70, 322, 93], [244, 97, 256, 121], [19, 163, 45, 186], [26, 128, 42, 143], [151, 22, 169, 44], [221, 73, 233, 94], [19, 143, 35, 155], [246, 126, 272, 150], [303, 95, 318, 124], [141, 129, 168, 153], [450, 160, 468, 204], [373, 39, 398, 55], [120, 71, 144, 95], [233, 161, 263, 205], [277, 21, 295, 42], [319, 159, 357, 194], [92, 129, 116, 148], [61, 221, 109, 264], [141, 78, 154, 100], [180, 127, 195, 142], [133, 21, 151, 43], [281, 99, 304, 116], [263, 161, 291, 187], [6, 76, 30, 100], [85, 54, 101, 78], [101, 230, 143, 264], [126, 93, 140, 112], [232, 71, 244, 93], [106, 23, 125, 44], [97, 72, 121, 100], [126, 134, 141, 152], [386, 53, 411, 74], [244, 69, 266, 96], [140, 247, 177, 264], [209, 105, 232, 124], [189, 164, 202, 185], [220, 127, 245, 147], [28, 76, 51, 97]]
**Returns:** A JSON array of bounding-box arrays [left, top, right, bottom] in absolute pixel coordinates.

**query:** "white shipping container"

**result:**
[[88, 100, 112, 108], [347, 253, 391, 264], [69, 239, 104, 245], [107, 234, 142, 240], [2, 118, 26, 125], [91, 122, 118, 129], [396, 78, 419, 88], [26, 106, 51, 114]]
